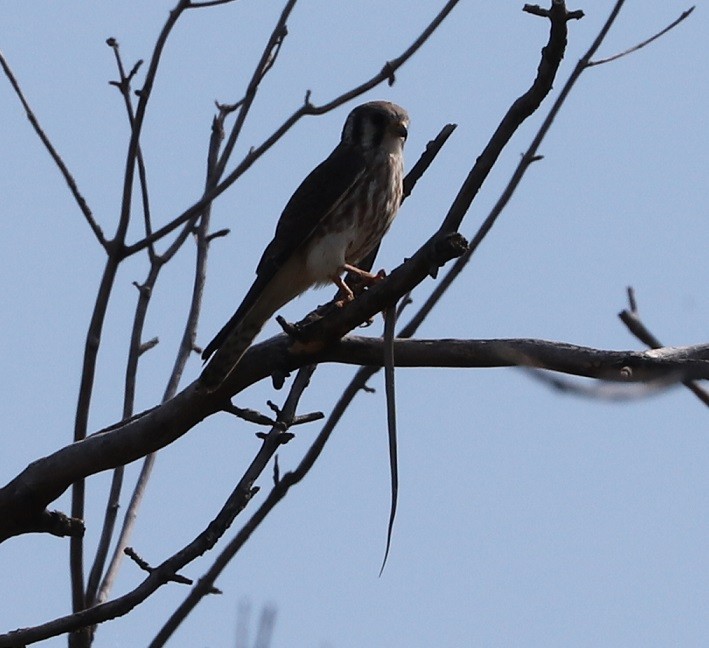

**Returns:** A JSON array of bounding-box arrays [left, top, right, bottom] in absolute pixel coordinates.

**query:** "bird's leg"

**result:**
[[343, 263, 386, 285], [332, 275, 355, 307], [334, 264, 387, 307]]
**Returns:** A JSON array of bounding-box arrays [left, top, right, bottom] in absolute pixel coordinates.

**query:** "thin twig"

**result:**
[[85, 261, 160, 608], [187, 0, 240, 7], [107, 38, 157, 261], [588, 6, 695, 67], [214, 0, 296, 180], [149, 366, 318, 647], [401, 0, 626, 338], [124, 547, 196, 587], [70, 256, 122, 628], [114, 0, 191, 248], [403, 123, 457, 199], [619, 287, 709, 407], [0, 49, 105, 248], [68, 4, 193, 631], [95, 111, 226, 608], [224, 404, 277, 426]]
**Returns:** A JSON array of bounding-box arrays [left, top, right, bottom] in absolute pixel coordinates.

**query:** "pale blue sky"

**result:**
[[1, 2, 708, 647]]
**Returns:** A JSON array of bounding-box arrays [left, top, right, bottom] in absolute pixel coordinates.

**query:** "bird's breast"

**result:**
[[304, 154, 403, 285]]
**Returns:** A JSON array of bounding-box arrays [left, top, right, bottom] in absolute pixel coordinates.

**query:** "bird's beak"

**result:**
[[391, 121, 408, 140]]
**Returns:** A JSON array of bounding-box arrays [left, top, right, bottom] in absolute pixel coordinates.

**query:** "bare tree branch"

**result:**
[[401, 0, 634, 338], [213, 0, 296, 180], [107, 38, 156, 261], [148, 366, 318, 646], [1, 337, 707, 540], [93, 111, 228, 610], [437, 0, 582, 238], [619, 287, 709, 407], [588, 6, 695, 67], [0, 49, 105, 248], [187, 0, 240, 7]]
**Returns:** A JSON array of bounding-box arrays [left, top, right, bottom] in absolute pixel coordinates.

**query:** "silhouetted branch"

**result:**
[[148, 365, 317, 646], [437, 0, 580, 237], [619, 287, 709, 407], [0, 50, 105, 248], [588, 6, 694, 67], [94, 109, 227, 610], [2, 336, 708, 539]]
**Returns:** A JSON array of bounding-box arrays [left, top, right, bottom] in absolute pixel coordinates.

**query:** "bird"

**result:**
[[199, 100, 409, 391]]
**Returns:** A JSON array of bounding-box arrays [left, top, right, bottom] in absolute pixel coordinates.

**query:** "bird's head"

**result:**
[[341, 101, 409, 156]]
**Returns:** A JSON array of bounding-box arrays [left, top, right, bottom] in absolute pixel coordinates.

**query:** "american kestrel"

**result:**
[[200, 100, 409, 391]]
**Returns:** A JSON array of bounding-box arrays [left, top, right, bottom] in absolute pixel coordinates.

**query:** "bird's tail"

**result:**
[[199, 312, 265, 391], [199, 261, 310, 392]]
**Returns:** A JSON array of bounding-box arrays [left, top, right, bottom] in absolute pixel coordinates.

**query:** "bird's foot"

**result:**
[[334, 293, 355, 308], [343, 263, 387, 286], [333, 265, 387, 306]]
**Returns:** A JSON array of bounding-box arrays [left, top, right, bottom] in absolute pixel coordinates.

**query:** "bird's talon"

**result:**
[[334, 293, 355, 308]]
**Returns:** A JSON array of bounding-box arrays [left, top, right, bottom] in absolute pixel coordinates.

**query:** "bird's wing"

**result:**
[[201, 143, 366, 362], [255, 142, 366, 277]]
